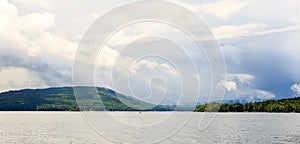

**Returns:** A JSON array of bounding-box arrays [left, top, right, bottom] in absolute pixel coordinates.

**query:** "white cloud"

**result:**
[[212, 23, 300, 40], [199, 0, 249, 19], [218, 73, 275, 101], [218, 73, 254, 91], [0, 67, 47, 92], [291, 84, 300, 95], [95, 45, 178, 77], [19, 12, 55, 33], [132, 60, 178, 76], [0, 0, 17, 16], [106, 22, 181, 47], [172, 0, 248, 19], [212, 23, 266, 39], [10, 0, 50, 9], [226, 73, 254, 84], [253, 24, 300, 36], [218, 80, 237, 91], [0, 0, 77, 90], [37, 32, 77, 60], [0, 0, 77, 60], [253, 90, 275, 99], [95, 46, 119, 68]]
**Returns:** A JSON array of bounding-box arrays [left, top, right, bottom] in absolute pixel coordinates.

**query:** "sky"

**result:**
[[0, 0, 300, 105]]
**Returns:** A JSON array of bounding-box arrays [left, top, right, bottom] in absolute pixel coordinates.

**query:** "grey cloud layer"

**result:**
[[1, 0, 299, 104]]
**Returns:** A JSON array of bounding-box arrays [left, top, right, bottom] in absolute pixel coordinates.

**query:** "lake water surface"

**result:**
[[0, 112, 299, 144]]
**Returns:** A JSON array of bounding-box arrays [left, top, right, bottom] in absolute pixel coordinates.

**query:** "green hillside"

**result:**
[[0, 87, 174, 111], [194, 97, 300, 112]]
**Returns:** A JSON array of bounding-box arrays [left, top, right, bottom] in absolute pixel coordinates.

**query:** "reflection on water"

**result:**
[[0, 112, 299, 144]]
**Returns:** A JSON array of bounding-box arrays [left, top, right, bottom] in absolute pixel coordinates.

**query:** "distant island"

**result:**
[[194, 97, 300, 113], [0, 87, 175, 111]]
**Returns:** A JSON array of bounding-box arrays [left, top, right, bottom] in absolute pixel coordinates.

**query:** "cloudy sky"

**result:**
[[0, 0, 300, 105]]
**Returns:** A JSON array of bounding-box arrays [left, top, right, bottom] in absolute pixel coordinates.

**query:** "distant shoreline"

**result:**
[[0, 111, 298, 114], [194, 97, 300, 113], [1, 87, 299, 113]]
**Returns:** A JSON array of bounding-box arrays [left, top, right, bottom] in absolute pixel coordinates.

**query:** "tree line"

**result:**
[[194, 97, 300, 112]]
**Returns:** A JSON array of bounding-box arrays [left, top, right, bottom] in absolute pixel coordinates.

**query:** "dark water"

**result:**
[[0, 112, 299, 144]]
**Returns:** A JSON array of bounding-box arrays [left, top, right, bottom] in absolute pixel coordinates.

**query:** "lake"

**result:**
[[0, 112, 299, 144]]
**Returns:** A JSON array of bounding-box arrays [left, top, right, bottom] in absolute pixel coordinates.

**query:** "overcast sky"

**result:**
[[0, 0, 300, 105]]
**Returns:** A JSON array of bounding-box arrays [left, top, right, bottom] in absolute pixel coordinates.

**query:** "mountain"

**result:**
[[0, 87, 175, 111]]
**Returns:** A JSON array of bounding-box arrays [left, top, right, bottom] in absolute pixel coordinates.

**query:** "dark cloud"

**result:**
[[222, 30, 300, 98], [0, 48, 72, 87]]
